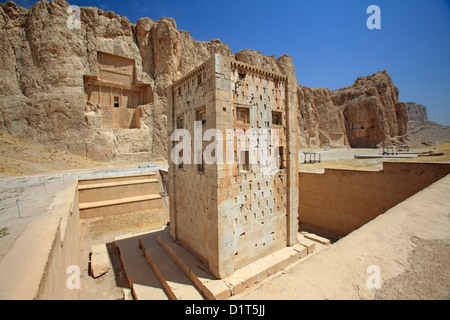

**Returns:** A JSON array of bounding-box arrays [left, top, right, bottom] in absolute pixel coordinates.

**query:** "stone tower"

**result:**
[[167, 54, 298, 278]]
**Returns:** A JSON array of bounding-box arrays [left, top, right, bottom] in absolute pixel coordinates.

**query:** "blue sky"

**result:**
[[12, 0, 450, 125]]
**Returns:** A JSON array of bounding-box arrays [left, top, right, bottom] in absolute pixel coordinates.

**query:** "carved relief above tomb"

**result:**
[[83, 52, 153, 129]]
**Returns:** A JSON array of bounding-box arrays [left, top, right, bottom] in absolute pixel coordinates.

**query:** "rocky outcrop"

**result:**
[[406, 102, 450, 144], [0, 0, 410, 162], [1, 0, 145, 160], [234, 49, 297, 82], [297, 86, 348, 148], [0, 0, 233, 161], [407, 102, 429, 125], [331, 71, 409, 148], [296, 71, 409, 149]]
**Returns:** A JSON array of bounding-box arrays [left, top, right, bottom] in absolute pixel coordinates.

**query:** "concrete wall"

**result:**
[[298, 162, 450, 236]]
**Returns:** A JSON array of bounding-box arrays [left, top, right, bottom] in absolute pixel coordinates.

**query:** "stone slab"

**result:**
[[79, 194, 161, 209], [79, 179, 160, 203], [90, 244, 110, 278], [292, 243, 308, 258], [79, 194, 162, 219], [304, 233, 331, 246], [156, 230, 330, 299], [114, 233, 168, 300], [78, 179, 158, 190], [139, 235, 204, 300], [223, 246, 301, 296], [156, 232, 230, 300], [297, 235, 316, 253], [78, 173, 157, 185]]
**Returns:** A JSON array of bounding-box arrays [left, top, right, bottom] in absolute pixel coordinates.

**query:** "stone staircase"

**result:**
[[114, 227, 330, 300], [140, 234, 204, 300], [78, 173, 162, 219]]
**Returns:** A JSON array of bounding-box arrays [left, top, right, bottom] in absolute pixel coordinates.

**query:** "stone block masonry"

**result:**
[[168, 54, 298, 279]]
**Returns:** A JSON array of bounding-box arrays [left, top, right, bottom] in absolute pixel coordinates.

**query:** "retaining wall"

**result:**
[[0, 182, 80, 300], [298, 162, 450, 236]]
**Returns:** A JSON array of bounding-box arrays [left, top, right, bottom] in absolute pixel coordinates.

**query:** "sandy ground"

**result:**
[[232, 237, 450, 300], [0, 132, 100, 176], [375, 238, 450, 300]]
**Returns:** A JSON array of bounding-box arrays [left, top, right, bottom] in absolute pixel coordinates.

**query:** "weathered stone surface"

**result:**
[[0, 0, 410, 162], [331, 70, 409, 148], [407, 102, 429, 125], [90, 244, 110, 278], [296, 70, 409, 149], [0, 1, 234, 161], [168, 55, 298, 278], [297, 86, 348, 148]]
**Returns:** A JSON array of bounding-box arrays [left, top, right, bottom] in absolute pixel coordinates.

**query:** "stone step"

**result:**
[[78, 179, 160, 203], [79, 194, 162, 219], [297, 234, 316, 254], [303, 233, 331, 246], [139, 234, 204, 300], [156, 232, 230, 300], [114, 233, 168, 300], [223, 244, 308, 296], [155, 232, 318, 300], [78, 173, 157, 186], [115, 229, 332, 301]]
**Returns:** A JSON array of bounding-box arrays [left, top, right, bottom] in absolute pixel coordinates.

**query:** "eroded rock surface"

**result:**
[[406, 102, 450, 145], [0, 0, 410, 161], [331, 71, 409, 148]]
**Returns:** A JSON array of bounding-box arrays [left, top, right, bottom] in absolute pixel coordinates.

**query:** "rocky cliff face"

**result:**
[[331, 71, 409, 148], [0, 0, 410, 162], [297, 86, 348, 148], [0, 0, 234, 161], [406, 102, 450, 144], [1, 0, 146, 160], [296, 71, 409, 149], [407, 102, 429, 125]]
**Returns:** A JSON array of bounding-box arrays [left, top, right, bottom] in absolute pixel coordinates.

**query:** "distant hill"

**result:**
[[406, 102, 450, 145]]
